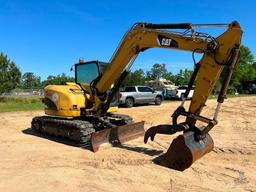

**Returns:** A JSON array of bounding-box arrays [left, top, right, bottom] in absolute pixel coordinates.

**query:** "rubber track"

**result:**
[[31, 116, 95, 147]]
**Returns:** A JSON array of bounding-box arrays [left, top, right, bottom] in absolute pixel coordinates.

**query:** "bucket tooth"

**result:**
[[91, 121, 145, 152], [161, 131, 214, 171]]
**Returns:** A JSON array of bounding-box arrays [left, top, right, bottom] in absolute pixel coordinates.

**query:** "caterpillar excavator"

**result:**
[[31, 21, 242, 171]]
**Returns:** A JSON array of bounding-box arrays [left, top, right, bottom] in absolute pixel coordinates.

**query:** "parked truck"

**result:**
[[119, 86, 163, 107]]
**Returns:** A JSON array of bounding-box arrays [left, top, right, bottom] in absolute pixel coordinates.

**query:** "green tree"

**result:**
[[227, 45, 256, 91], [41, 73, 75, 86], [174, 69, 193, 85], [146, 63, 167, 80], [163, 72, 176, 83], [22, 72, 41, 89], [0, 53, 21, 93], [122, 69, 145, 86]]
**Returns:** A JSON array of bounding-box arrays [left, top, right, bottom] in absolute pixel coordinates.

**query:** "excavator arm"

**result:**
[[88, 21, 242, 170], [91, 22, 242, 115]]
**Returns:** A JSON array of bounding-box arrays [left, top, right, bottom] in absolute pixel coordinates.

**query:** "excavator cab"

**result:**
[[74, 60, 119, 109], [75, 60, 108, 84], [75, 61, 101, 84]]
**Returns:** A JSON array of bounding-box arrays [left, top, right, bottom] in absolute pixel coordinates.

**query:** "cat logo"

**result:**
[[157, 35, 178, 48], [161, 38, 172, 46]]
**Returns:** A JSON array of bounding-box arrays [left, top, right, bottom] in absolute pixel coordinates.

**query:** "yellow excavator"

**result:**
[[32, 21, 242, 171]]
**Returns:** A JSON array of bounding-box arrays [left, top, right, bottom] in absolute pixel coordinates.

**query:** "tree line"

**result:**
[[21, 72, 75, 89], [122, 65, 194, 87], [122, 46, 256, 93], [0, 52, 74, 93], [0, 45, 256, 94]]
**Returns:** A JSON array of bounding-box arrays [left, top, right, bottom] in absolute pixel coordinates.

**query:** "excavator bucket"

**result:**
[[91, 121, 145, 152], [161, 131, 214, 171]]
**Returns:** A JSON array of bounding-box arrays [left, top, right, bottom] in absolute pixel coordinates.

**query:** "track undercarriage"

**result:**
[[31, 113, 144, 150]]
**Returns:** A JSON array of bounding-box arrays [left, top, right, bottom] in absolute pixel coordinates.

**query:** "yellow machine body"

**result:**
[[43, 83, 118, 117]]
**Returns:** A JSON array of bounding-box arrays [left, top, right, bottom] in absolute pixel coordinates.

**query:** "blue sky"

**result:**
[[0, 0, 255, 79]]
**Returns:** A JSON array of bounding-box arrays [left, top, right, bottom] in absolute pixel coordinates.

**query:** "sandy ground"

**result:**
[[0, 97, 255, 192]]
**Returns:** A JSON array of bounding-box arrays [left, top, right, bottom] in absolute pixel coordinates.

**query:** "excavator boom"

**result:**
[[87, 21, 242, 169]]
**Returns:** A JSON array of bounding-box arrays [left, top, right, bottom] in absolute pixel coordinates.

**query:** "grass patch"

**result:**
[[0, 96, 44, 113]]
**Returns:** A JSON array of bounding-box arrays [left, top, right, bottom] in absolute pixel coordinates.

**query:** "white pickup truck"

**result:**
[[119, 86, 163, 107]]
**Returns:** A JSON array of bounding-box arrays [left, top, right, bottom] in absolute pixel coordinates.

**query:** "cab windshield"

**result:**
[[75, 62, 99, 84]]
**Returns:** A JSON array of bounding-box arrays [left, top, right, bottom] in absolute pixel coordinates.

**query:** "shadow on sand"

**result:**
[[116, 144, 163, 156], [22, 128, 163, 156], [22, 127, 169, 168], [22, 127, 91, 150]]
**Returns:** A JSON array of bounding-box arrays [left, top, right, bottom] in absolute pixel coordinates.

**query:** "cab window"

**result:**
[[138, 86, 152, 92]]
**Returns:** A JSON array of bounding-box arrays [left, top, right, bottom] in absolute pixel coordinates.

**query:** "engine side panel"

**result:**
[[43, 84, 87, 117]]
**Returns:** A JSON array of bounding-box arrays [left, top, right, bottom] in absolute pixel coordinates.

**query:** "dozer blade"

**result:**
[[91, 121, 145, 152], [161, 131, 214, 171]]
